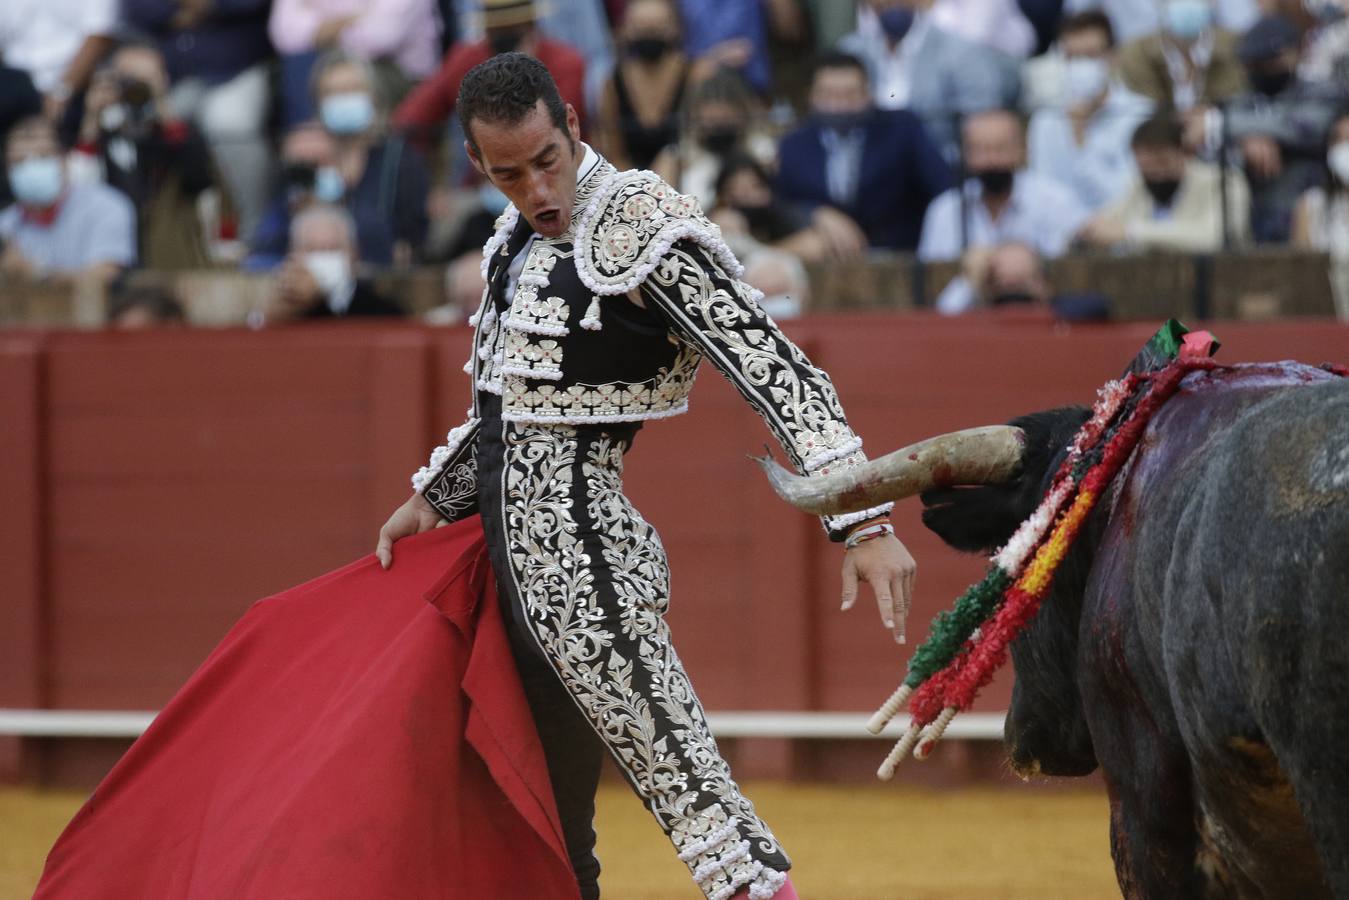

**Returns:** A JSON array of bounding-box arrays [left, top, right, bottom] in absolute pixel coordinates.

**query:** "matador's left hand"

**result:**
[[841, 534, 916, 644]]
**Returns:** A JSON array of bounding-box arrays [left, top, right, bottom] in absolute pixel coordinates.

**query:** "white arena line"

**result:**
[[0, 709, 1006, 741]]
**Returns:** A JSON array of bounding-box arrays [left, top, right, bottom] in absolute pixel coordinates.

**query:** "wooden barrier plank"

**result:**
[[0, 338, 46, 703], [0, 338, 45, 779], [365, 331, 435, 526]]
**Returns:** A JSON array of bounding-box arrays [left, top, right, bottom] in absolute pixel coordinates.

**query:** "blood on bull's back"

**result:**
[[1079, 363, 1349, 899]]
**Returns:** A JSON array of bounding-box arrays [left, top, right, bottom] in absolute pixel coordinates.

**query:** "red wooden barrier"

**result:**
[[2, 315, 1346, 784]]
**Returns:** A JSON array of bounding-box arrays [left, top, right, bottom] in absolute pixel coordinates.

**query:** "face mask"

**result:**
[[9, 155, 64, 207], [735, 203, 781, 233], [815, 109, 870, 132], [758, 293, 802, 319], [698, 127, 739, 156], [1249, 68, 1294, 97], [877, 7, 916, 41], [489, 28, 526, 55], [314, 165, 346, 203], [303, 250, 352, 298], [1064, 57, 1110, 104], [479, 182, 510, 216], [628, 36, 672, 62], [1328, 142, 1349, 182], [1164, 0, 1212, 42], [320, 92, 375, 136], [975, 168, 1015, 196], [1144, 177, 1182, 207]]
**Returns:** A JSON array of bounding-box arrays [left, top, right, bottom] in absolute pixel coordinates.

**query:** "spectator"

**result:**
[[1293, 111, 1349, 249], [1077, 112, 1251, 251], [122, 0, 274, 241], [393, 0, 587, 148], [456, 0, 614, 114], [712, 154, 820, 256], [743, 249, 812, 319], [0, 0, 117, 122], [1063, 0, 1257, 44], [0, 115, 136, 285], [1115, 0, 1247, 149], [311, 52, 430, 266], [963, 241, 1113, 319], [1227, 15, 1343, 243], [1291, 110, 1349, 317], [676, 0, 775, 94], [1300, 0, 1349, 90], [72, 42, 215, 269], [1028, 12, 1153, 211], [651, 69, 775, 208], [775, 51, 952, 254], [268, 0, 442, 128], [594, 0, 692, 171], [0, 65, 44, 207], [108, 282, 187, 327], [838, 0, 1022, 160], [919, 108, 1090, 314], [266, 204, 405, 320], [929, 0, 1038, 58], [247, 122, 339, 269]]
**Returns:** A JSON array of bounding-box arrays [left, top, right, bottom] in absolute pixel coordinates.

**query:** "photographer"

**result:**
[[74, 43, 215, 269]]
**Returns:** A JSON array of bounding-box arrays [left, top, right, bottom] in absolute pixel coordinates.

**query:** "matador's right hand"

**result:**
[[375, 492, 446, 570]]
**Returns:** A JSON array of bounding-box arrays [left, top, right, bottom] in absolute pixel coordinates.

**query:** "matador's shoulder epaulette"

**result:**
[[573, 169, 745, 296]]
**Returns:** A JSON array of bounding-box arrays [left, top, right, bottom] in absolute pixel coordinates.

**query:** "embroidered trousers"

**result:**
[[475, 394, 791, 900]]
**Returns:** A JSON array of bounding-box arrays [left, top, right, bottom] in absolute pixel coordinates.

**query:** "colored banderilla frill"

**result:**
[[869, 352, 1221, 780]]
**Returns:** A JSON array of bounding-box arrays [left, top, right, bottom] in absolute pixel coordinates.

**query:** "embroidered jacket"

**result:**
[[412, 150, 892, 539]]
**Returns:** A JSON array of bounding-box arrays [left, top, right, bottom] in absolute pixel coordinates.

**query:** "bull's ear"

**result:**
[[920, 406, 1091, 555]]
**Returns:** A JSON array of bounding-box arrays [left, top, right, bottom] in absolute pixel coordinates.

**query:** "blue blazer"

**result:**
[[775, 109, 953, 251]]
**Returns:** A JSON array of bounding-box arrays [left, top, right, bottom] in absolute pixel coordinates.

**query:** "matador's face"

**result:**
[[467, 100, 583, 239]]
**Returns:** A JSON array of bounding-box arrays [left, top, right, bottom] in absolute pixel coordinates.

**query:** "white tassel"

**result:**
[[580, 295, 603, 331]]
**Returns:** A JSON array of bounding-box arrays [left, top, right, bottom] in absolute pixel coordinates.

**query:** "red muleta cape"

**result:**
[[34, 516, 580, 900]]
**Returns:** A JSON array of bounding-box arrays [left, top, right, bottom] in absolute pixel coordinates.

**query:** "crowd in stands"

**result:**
[[3, 0, 1349, 324]]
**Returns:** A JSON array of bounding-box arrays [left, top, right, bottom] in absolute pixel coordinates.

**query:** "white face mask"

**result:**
[[1064, 57, 1110, 105], [303, 250, 353, 302], [9, 155, 65, 207], [1330, 142, 1349, 183]]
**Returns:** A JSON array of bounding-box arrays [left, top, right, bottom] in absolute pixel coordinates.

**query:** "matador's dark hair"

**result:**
[[457, 52, 570, 154]]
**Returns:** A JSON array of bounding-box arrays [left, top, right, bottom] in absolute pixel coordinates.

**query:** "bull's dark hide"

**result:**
[[922, 362, 1349, 899]]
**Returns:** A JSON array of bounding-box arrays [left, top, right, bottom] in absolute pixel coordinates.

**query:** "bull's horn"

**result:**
[[756, 426, 1025, 516]]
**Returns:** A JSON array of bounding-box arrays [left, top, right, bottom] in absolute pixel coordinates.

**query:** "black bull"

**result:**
[[920, 362, 1349, 898]]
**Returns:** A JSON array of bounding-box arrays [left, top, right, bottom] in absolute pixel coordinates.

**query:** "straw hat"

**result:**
[[481, 0, 539, 29]]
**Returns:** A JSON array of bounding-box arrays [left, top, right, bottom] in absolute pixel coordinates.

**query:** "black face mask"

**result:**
[[975, 168, 1015, 196], [735, 203, 782, 233], [1249, 68, 1294, 97], [488, 28, 527, 55], [628, 36, 672, 62], [877, 8, 916, 41], [1144, 177, 1182, 207], [699, 127, 739, 156]]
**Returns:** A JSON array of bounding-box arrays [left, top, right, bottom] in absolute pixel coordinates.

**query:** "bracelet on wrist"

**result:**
[[845, 514, 890, 536], [845, 522, 894, 550]]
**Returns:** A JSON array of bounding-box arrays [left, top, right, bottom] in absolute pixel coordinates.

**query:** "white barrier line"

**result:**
[[0, 709, 1006, 741], [0, 710, 156, 738], [706, 712, 1005, 740]]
